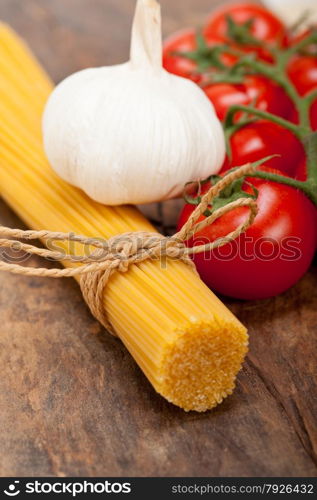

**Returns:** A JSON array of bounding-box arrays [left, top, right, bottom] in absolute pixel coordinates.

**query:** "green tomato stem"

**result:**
[[246, 171, 317, 206], [224, 105, 305, 139], [222, 49, 312, 130], [303, 132, 317, 186], [306, 89, 317, 106]]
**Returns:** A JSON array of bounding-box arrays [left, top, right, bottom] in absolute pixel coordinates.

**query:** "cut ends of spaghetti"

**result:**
[[157, 319, 248, 412]]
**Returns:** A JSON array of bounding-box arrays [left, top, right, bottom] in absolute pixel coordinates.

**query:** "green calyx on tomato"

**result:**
[[183, 157, 277, 216], [203, 3, 286, 47]]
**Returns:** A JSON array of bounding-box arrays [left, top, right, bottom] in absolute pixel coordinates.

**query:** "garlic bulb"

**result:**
[[43, 0, 225, 205]]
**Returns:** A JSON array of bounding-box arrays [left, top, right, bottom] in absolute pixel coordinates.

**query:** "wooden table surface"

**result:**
[[0, 0, 316, 478]]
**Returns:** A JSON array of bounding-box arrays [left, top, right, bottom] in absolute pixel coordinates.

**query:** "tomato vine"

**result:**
[[182, 25, 317, 205]]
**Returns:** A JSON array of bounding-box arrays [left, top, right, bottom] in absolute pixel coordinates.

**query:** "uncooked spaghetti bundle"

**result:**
[[0, 21, 249, 412]]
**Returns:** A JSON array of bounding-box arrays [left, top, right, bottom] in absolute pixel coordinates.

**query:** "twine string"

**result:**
[[0, 163, 258, 334]]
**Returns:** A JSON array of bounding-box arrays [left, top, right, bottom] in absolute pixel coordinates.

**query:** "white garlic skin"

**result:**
[[43, 65, 225, 205]]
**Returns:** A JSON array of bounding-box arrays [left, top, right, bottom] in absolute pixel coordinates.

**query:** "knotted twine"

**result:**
[[0, 163, 257, 334]]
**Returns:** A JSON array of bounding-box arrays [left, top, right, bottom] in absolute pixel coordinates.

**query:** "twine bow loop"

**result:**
[[175, 163, 258, 254]]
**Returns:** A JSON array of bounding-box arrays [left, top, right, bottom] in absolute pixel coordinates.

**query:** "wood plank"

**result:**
[[0, 0, 316, 477]]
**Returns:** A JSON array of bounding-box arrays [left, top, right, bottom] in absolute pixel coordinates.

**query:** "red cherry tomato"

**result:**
[[310, 99, 317, 130], [222, 120, 305, 177], [287, 56, 317, 96], [203, 2, 286, 46], [177, 168, 317, 300], [232, 43, 275, 63], [163, 29, 202, 83], [163, 29, 236, 82], [163, 29, 236, 83], [204, 75, 296, 121], [204, 82, 249, 121], [295, 158, 307, 181]]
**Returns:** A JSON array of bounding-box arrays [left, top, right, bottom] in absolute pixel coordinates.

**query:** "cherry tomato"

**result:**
[[163, 29, 202, 83], [232, 43, 275, 63], [287, 56, 317, 96], [295, 158, 307, 181], [204, 75, 296, 121], [204, 82, 249, 121], [222, 120, 305, 177], [163, 29, 236, 82], [177, 168, 317, 300], [203, 2, 286, 46], [310, 99, 317, 130]]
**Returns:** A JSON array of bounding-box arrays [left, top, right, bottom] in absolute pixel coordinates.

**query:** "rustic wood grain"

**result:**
[[0, 0, 316, 477]]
